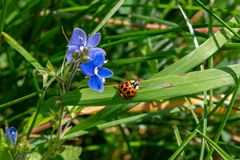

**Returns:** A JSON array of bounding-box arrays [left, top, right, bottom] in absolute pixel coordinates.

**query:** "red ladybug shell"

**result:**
[[119, 80, 139, 99]]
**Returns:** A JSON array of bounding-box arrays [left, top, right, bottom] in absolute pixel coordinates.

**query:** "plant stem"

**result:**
[[26, 91, 45, 139], [66, 58, 81, 91], [57, 104, 64, 141], [54, 58, 81, 154], [208, 0, 214, 113]]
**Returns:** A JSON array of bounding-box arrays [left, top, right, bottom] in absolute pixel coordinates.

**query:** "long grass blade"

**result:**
[[195, 0, 240, 39], [91, 0, 125, 34], [152, 16, 240, 78], [168, 88, 234, 159], [2, 32, 44, 70], [206, 77, 240, 159], [196, 130, 234, 160], [60, 64, 240, 106]]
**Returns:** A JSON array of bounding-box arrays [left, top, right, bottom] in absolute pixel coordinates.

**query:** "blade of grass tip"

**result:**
[[206, 77, 240, 159], [173, 126, 184, 158], [184, 98, 199, 124], [195, 0, 240, 40], [176, 0, 199, 48], [2, 32, 44, 70], [196, 130, 234, 160], [168, 88, 234, 160], [91, 0, 125, 34]]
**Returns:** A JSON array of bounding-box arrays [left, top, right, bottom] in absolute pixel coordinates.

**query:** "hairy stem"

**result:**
[[66, 58, 81, 91]]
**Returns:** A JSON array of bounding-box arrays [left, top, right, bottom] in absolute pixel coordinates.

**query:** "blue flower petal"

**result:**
[[88, 75, 104, 92], [98, 67, 113, 78], [66, 45, 79, 63], [87, 33, 101, 48], [68, 28, 87, 47], [6, 127, 17, 144], [93, 52, 105, 67], [88, 48, 106, 60], [80, 61, 95, 76]]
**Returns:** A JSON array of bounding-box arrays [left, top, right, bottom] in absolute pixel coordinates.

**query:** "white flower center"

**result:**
[[94, 67, 98, 75], [80, 46, 85, 52]]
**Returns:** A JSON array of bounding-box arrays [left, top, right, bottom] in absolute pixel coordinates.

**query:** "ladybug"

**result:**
[[119, 80, 140, 99]]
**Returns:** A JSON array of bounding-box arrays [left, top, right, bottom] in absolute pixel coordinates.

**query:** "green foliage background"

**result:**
[[1, 0, 240, 159]]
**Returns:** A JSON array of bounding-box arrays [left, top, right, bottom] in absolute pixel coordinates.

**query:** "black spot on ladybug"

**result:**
[[125, 82, 128, 85], [131, 90, 134, 93], [121, 85, 123, 89], [123, 88, 127, 91], [127, 91, 130, 95], [126, 84, 128, 87]]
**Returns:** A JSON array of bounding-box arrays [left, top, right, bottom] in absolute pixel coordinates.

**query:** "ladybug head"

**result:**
[[130, 80, 140, 90]]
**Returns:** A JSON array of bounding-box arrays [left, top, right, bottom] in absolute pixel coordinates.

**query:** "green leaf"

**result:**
[[46, 60, 56, 76], [60, 64, 240, 106], [59, 145, 82, 160], [29, 152, 42, 160], [61, 16, 240, 142]]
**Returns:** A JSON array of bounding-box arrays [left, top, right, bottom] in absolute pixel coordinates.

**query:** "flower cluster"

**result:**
[[67, 28, 113, 92], [2, 127, 30, 160]]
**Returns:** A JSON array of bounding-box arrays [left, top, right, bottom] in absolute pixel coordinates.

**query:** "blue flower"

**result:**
[[66, 28, 105, 63], [6, 127, 17, 144], [80, 53, 113, 92]]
